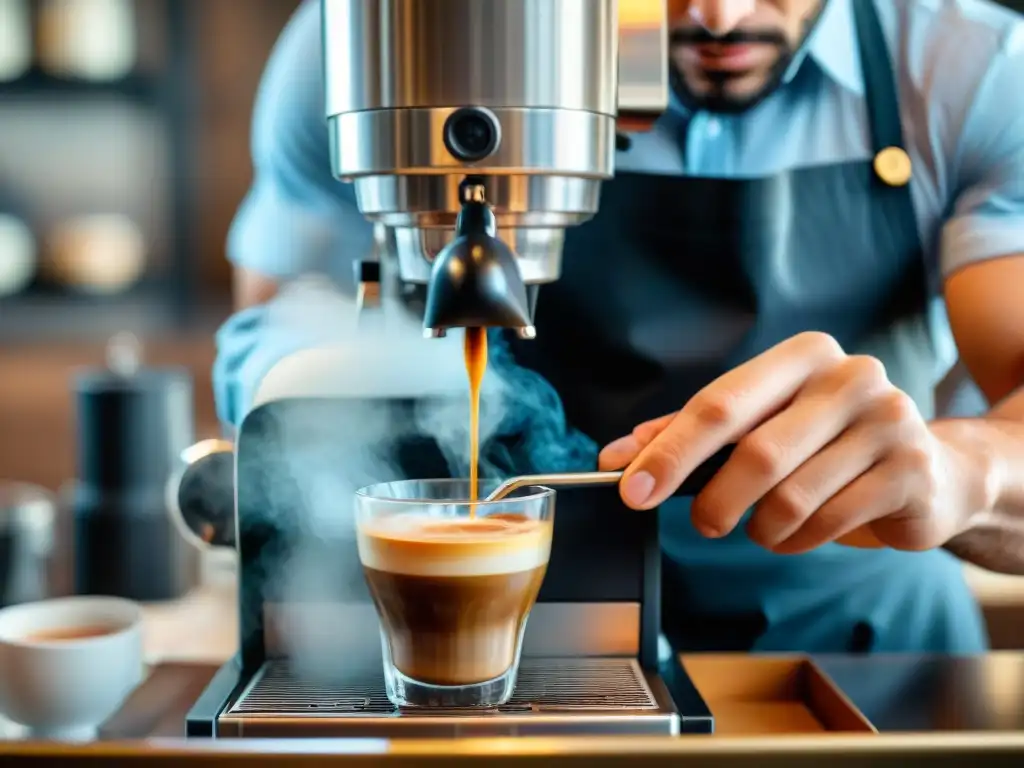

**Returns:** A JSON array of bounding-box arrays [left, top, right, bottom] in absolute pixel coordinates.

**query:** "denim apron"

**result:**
[[505, 0, 987, 654]]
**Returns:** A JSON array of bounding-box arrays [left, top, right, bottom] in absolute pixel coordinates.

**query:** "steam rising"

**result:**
[[235, 275, 596, 679]]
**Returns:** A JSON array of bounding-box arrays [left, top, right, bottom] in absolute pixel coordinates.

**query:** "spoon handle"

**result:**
[[486, 445, 736, 502], [485, 471, 623, 502]]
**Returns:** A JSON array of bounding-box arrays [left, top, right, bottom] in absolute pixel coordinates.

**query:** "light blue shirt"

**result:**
[[215, 0, 1024, 427]]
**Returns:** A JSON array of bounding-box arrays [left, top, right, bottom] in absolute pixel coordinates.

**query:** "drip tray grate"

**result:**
[[229, 658, 660, 716]]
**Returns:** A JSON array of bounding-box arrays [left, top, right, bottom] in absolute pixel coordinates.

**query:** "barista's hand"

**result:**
[[599, 332, 992, 554]]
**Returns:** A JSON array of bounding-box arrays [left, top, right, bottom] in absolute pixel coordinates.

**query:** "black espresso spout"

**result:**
[[422, 178, 535, 338]]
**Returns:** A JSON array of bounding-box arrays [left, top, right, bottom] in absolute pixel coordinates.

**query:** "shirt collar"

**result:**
[[785, 0, 865, 96]]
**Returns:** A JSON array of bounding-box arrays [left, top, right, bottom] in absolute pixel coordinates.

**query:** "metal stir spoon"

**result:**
[[483, 446, 739, 503], [484, 471, 624, 502]]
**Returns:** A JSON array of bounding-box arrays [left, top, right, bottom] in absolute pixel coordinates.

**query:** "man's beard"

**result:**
[[669, 10, 824, 115]]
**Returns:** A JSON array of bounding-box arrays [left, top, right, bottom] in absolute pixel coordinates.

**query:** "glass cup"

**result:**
[[355, 479, 555, 708]]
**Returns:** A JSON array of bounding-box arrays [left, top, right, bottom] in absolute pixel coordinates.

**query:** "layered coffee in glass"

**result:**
[[355, 480, 554, 708]]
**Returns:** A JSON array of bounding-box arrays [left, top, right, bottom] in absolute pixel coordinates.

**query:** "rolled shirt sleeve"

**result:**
[[940, 23, 1024, 277], [213, 279, 363, 428], [214, 1, 373, 426]]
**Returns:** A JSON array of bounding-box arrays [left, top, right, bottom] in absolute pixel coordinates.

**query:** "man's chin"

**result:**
[[680, 84, 772, 114], [673, 68, 784, 114]]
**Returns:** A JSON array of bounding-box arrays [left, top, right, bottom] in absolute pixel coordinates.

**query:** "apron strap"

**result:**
[[851, 0, 906, 153]]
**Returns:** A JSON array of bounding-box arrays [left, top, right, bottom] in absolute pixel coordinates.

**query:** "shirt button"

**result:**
[[706, 118, 722, 138]]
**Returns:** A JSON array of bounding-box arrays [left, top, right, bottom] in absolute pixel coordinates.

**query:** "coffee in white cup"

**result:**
[[0, 596, 143, 740]]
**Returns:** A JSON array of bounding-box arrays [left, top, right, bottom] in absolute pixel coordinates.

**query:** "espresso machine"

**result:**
[[177, 0, 718, 738]]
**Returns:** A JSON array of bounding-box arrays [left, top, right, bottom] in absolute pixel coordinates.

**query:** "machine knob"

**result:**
[[167, 439, 236, 550]]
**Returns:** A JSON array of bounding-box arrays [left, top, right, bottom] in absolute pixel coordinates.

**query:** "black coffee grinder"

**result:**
[[72, 333, 199, 602]]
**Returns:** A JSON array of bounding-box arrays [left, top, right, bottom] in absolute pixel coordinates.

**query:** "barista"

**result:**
[[215, 0, 1024, 654]]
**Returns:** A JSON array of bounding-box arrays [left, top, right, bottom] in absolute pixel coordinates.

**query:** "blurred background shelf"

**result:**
[[0, 0, 302, 339], [0, 0, 199, 333], [0, 290, 232, 343], [0, 66, 165, 101], [0, 0, 302, 494]]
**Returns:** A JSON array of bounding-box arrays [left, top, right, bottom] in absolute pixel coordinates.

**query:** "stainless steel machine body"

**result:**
[[322, 0, 670, 332]]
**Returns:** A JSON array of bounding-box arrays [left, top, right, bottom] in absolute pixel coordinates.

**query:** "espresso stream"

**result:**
[[463, 327, 488, 507]]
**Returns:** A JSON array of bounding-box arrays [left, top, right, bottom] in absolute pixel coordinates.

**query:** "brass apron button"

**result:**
[[874, 146, 913, 187]]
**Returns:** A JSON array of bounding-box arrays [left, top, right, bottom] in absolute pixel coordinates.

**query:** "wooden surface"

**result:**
[[2, 735, 1023, 767], [99, 663, 220, 740], [140, 582, 239, 665], [708, 703, 827, 736], [682, 656, 875, 735]]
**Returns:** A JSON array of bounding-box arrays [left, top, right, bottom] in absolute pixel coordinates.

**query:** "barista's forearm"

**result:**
[[941, 387, 1024, 575]]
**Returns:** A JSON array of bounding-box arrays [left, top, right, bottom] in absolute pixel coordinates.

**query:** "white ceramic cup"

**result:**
[[0, 596, 144, 740]]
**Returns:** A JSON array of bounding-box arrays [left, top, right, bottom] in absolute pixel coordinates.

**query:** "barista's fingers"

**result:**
[[745, 416, 900, 549], [599, 440, 641, 471], [623, 332, 845, 510], [599, 448, 635, 471], [634, 412, 678, 444], [770, 466, 910, 555], [599, 413, 677, 470], [693, 356, 891, 539]]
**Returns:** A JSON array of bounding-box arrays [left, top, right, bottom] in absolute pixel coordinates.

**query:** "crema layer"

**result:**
[[357, 514, 552, 577]]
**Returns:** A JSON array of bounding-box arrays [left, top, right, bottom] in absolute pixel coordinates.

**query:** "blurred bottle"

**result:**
[[0, 0, 32, 82], [43, 213, 146, 295], [37, 0, 137, 81]]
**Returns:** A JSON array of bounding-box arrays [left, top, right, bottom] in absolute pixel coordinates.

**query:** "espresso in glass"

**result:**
[[356, 480, 554, 708]]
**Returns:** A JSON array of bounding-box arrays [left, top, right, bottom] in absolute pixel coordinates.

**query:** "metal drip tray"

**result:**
[[218, 658, 679, 738], [233, 658, 658, 714]]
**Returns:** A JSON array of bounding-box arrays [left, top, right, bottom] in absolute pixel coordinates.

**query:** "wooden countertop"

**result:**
[[2, 727, 1023, 766], [140, 584, 239, 666]]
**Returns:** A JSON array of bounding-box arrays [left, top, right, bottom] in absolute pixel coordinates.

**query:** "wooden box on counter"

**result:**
[[681, 655, 875, 735]]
